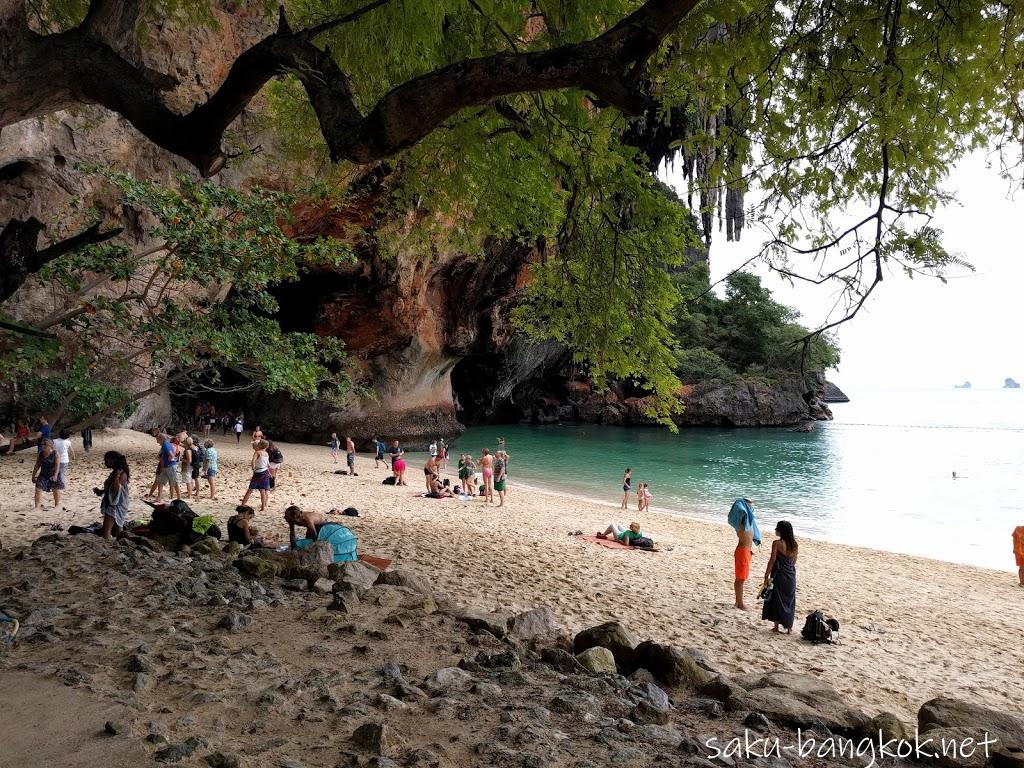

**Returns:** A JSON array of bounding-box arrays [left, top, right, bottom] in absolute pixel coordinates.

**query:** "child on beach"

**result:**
[[330, 432, 340, 463], [637, 482, 652, 513], [240, 440, 271, 512]]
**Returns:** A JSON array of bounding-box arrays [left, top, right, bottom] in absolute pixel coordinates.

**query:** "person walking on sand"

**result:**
[[329, 432, 340, 463], [240, 439, 271, 512], [621, 468, 632, 510], [373, 436, 386, 468], [53, 429, 76, 489], [729, 498, 762, 610], [479, 448, 495, 503], [81, 425, 93, 453], [345, 436, 358, 476], [762, 521, 798, 633], [233, 417, 244, 443], [31, 438, 63, 508], [1013, 524, 1024, 587], [203, 439, 218, 500]]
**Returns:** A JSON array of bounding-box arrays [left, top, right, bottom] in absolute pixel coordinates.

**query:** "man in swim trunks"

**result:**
[[735, 522, 754, 609], [345, 436, 358, 476]]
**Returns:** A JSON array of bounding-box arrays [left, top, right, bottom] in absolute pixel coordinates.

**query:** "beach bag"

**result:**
[[630, 536, 655, 550], [294, 523, 357, 563], [269, 446, 283, 464], [801, 611, 839, 644]]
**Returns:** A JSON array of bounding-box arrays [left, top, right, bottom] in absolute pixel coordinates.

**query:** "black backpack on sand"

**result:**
[[801, 610, 840, 644]]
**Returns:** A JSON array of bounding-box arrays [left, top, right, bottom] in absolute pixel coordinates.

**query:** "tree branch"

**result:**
[[0, 0, 698, 176]]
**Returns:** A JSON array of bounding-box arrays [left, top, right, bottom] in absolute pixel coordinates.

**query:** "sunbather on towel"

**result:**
[[601, 521, 648, 546]]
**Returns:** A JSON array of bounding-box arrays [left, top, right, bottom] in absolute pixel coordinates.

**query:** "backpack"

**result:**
[[382, 476, 397, 485], [630, 536, 655, 550], [801, 610, 840, 644], [268, 446, 283, 464], [192, 443, 206, 465]]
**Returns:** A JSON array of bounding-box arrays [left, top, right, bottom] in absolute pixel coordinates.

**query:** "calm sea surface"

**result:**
[[458, 388, 1024, 570]]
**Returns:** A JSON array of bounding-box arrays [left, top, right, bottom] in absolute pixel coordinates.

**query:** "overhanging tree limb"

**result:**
[[0, 0, 699, 176]]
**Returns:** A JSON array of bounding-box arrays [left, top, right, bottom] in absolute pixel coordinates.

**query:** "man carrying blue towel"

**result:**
[[729, 498, 761, 610]]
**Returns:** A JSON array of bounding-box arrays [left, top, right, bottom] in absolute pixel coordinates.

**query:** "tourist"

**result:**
[[189, 437, 205, 497], [149, 430, 180, 502], [439, 439, 449, 470], [204, 439, 218, 500], [233, 417, 244, 443], [494, 450, 508, 507], [424, 452, 440, 492], [457, 453, 472, 491], [203, 406, 215, 438], [252, 424, 265, 442], [389, 440, 407, 485], [179, 437, 195, 499], [53, 429, 75, 488], [345, 436, 358, 476], [1013, 524, 1024, 587], [429, 439, 438, 461], [227, 505, 263, 547], [15, 420, 30, 450], [267, 441, 284, 488], [621, 468, 632, 510], [601, 521, 645, 545], [240, 439, 271, 511], [95, 450, 129, 540], [81, 426, 93, 453], [36, 415, 51, 452], [31, 438, 63, 508], [221, 414, 231, 435], [762, 521, 798, 634], [479, 448, 495, 503], [729, 499, 761, 610], [284, 505, 329, 546], [372, 436, 386, 468], [330, 432, 340, 464], [426, 475, 454, 498]]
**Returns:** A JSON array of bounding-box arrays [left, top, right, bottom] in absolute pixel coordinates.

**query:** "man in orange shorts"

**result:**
[[735, 525, 754, 609], [1013, 525, 1024, 587]]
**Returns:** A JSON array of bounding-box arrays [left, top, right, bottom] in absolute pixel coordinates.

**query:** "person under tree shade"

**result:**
[[81, 427, 93, 452], [762, 521, 798, 633]]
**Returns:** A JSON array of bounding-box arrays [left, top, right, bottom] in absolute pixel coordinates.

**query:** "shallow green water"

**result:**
[[456, 388, 1024, 570]]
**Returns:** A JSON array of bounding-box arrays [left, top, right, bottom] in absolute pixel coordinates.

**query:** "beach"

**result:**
[[1, 428, 1021, 723]]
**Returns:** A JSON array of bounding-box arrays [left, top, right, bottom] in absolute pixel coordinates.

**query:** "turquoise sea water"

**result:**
[[457, 388, 1024, 570]]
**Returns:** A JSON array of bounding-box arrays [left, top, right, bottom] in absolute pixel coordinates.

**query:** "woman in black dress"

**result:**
[[762, 520, 798, 633]]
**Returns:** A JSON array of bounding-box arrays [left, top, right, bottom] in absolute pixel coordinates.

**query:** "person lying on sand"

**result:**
[[599, 521, 659, 550], [227, 505, 265, 548]]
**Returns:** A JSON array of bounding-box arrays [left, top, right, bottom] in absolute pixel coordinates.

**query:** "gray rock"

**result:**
[[576, 646, 617, 675], [458, 608, 510, 638], [103, 720, 127, 735], [374, 694, 408, 712], [702, 674, 747, 701], [424, 667, 473, 693], [728, 672, 868, 734], [573, 622, 639, 670], [374, 569, 434, 597], [155, 736, 207, 763], [508, 606, 559, 641], [472, 682, 502, 698], [867, 711, 909, 742], [635, 724, 683, 748], [633, 681, 670, 711], [217, 611, 252, 633], [631, 701, 670, 725], [312, 577, 335, 594], [283, 579, 309, 592], [351, 722, 406, 757], [328, 560, 380, 591], [631, 641, 713, 689], [550, 691, 601, 716], [917, 698, 1024, 768], [541, 648, 586, 674], [205, 752, 240, 768], [475, 650, 521, 670], [329, 590, 360, 613], [744, 712, 773, 730]]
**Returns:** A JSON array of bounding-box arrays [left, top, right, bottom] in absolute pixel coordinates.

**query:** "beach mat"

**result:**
[[581, 535, 660, 553], [359, 554, 392, 570]]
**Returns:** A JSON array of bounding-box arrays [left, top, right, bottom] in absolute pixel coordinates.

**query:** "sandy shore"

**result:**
[[1, 428, 1021, 722]]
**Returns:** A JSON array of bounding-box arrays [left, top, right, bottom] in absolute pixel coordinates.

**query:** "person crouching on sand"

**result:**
[[227, 506, 264, 548], [284, 505, 328, 547]]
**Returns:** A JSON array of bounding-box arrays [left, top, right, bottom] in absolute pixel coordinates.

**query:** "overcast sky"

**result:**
[[663, 150, 1024, 391]]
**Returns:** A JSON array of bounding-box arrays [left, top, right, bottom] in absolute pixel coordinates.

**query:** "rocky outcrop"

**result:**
[[1005, 378, 1021, 389], [822, 380, 850, 402]]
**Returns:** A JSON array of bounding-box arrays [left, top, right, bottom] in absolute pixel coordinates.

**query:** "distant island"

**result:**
[[954, 381, 972, 389], [1006, 378, 1021, 389]]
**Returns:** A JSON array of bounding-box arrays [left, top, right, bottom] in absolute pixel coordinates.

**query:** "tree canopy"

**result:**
[[1, 0, 1015, 421]]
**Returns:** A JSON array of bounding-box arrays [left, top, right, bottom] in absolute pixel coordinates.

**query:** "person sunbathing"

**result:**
[[284, 505, 329, 547], [600, 521, 652, 547]]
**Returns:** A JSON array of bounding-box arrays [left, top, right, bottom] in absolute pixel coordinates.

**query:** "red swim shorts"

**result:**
[[734, 546, 752, 580]]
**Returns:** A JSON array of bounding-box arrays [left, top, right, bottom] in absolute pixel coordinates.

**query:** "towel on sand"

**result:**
[[581, 535, 658, 552]]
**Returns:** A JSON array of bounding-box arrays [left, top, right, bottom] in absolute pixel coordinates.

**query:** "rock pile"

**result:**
[[0, 533, 1021, 768]]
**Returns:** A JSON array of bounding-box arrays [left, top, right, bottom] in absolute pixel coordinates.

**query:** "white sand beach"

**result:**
[[1, 428, 1021, 722]]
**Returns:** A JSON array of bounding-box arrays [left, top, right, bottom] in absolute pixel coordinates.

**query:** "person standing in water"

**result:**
[[762, 521, 798, 633], [621, 468, 632, 510]]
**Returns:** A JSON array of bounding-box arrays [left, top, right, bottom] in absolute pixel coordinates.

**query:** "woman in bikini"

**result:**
[[479, 448, 495, 503], [621, 468, 632, 510]]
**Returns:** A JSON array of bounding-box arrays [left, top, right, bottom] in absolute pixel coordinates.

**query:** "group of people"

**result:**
[[619, 468, 652, 512], [729, 498, 798, 633]]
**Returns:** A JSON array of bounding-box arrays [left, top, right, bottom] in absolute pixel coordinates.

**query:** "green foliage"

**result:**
[[16, 361, 134, 427], [1, 172, 356, 427], [673, 263, 840, 383]]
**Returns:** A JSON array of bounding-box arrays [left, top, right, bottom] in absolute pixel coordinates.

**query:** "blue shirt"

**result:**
[[375, 440, 386, 455], [206, 447, 218, 473], [160, 441, 177, 468]]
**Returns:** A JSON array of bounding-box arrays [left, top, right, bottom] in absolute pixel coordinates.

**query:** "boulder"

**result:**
[[867, 711, 909, 743], [576, 647, 617, 675], [279, 542, 334, 581], [311, 578, 335, 594], [918, 698, 1024, 766], [374, 569, 434, 597], [508, 607, 559, 641], [234, 556, 282, 580], [424, 667, 473, 694], [328, 560, 380, 591], [457, 608, 510, 638], [727, 671, 868, 735], [573, 622, 639, 670], [217, 611, 252, 634], [351, 723, 406, 757], [631, 641, 713, 689]]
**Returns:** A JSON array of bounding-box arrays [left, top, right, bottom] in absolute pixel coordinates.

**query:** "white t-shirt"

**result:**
[[234, 422, 244, 433], [253, 450, 269, 473], [53, 438, 72, 464], [429, 442, 437, 457]]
